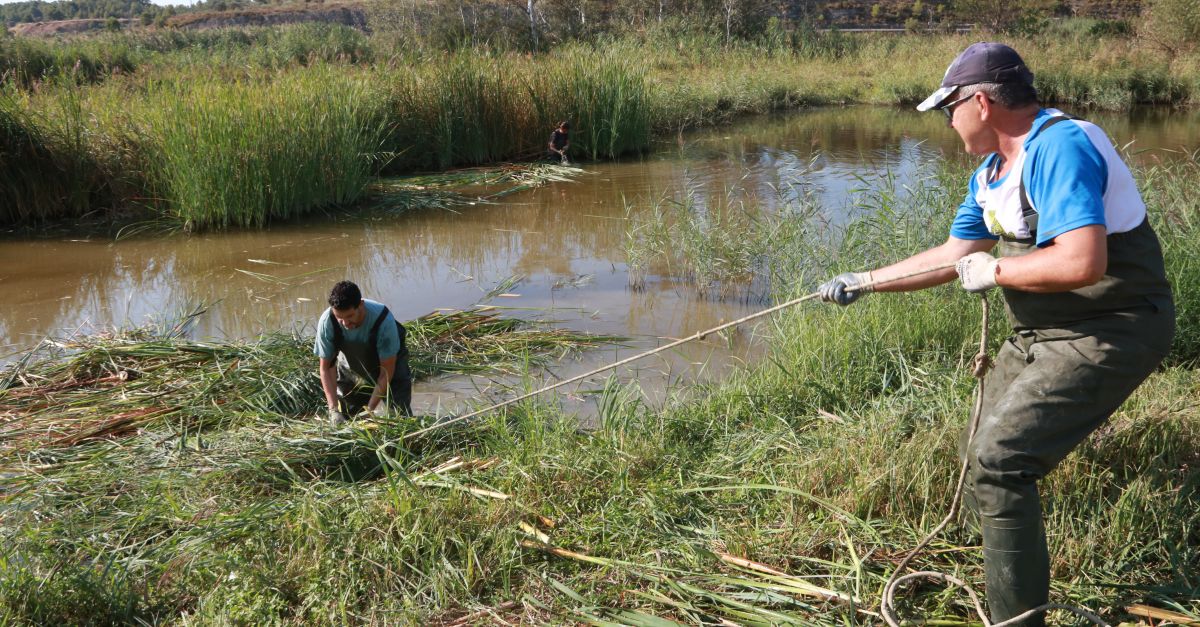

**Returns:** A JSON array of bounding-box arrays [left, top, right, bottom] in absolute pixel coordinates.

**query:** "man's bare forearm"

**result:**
[[366, 358, 397, 411], [319, 362, 339, 409], [872, 237, 996, 292]]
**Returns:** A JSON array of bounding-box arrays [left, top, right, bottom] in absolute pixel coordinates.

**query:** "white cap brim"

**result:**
[[916, 85, 957, 112]]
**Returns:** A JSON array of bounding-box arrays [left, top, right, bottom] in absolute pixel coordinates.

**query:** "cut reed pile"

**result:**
[[367, 163, 583, 212], [0, 308, 617, 457]]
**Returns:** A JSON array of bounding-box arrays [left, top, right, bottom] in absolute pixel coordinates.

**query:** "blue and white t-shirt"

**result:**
[[950, 108, 1145, 246], [313, 299, 401, 361]]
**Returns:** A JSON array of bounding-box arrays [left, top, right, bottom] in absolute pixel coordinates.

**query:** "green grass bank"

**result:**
[[4, 23, 1200, 230], [1, 156, 1197, 624]]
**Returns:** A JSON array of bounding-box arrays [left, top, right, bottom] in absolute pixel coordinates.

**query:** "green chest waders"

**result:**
[[330, 306, 413, 416], [962, 216, 1174, 626]]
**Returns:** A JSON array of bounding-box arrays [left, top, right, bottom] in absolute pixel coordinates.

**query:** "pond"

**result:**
[[3, 105, 1197, 418]]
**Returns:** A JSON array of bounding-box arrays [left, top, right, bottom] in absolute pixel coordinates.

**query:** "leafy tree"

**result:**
[[0, 0, 160, 26], [950, 0, 1056, 32], [1139, 0, 1200, 58]]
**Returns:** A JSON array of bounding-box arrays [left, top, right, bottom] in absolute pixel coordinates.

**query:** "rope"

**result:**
[[880, 294, 1110, 627], [398, 260, 1111, 624], [402, 262, 955, 441]]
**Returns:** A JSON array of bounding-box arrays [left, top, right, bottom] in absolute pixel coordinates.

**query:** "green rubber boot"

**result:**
[[979, 503, 1050, 625]]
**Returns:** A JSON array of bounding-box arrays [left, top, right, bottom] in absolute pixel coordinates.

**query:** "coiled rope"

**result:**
[[400, 262, 1109, 625]]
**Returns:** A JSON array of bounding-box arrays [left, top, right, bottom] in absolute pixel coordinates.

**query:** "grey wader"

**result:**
[[959, 126, 1174, 625], [329, 306, 413, 416]]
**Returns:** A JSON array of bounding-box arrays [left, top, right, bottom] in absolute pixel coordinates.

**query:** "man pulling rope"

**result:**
[[819, 42, 1174, 625]]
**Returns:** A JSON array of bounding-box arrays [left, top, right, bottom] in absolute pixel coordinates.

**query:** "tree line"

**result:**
[[0, 0, 1166, 51]]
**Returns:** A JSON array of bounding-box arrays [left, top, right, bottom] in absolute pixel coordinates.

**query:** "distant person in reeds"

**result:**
[[817, 42, 1173, 626], [315, 280, 413, 425], [548, 120, 570, 164]]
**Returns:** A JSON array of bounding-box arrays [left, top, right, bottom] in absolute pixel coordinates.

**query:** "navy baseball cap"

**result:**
[[916, 42, 1035, 111]]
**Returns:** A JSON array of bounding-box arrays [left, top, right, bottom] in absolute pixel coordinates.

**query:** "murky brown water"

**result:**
[[3, 106, 1198, 418]]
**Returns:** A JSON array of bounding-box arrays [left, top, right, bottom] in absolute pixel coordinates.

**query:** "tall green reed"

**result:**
[[533, 43, 651, 161], [380, 44, 650, 171], [0, 90, 62, 222], [0, 34, 136, 88], [139, 67, 386, 230], [1143, 149, 1200, 363], [623, 179, 820, 299], [0, 82, 115, 223]]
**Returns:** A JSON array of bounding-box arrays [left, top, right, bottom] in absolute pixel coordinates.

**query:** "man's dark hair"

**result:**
[[328, 280, 362, 310], [961, 82, 1039, 109], [558, 120, 570, 130]]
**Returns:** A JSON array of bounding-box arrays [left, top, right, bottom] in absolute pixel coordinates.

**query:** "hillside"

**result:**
[[1, 0, 1146, 38], [164, 3, 367, 32]]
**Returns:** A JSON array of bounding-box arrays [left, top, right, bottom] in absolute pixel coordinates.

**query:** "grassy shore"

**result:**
[[2, 156, 1197, 625], [3, 22, 1200, 229]]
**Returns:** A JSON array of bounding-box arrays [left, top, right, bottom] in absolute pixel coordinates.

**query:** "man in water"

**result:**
[[548, 120, 570, 164], [818, 42, 1173, 625], [314, 280, 413, 425]]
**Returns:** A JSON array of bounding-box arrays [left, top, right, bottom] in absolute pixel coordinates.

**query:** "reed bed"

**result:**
[[0, 82, 118, 224], [0, 91, 62, 223], [0, 34, 137, 88], [137, 68, 385, 230], [0, 24, 371, 88], [0, 309, 615, 458], [378, 45, 651, 171], [5, 25, 1200, 227]]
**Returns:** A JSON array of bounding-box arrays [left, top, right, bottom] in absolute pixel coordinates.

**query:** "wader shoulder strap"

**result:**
[[327, 305, 407, 359], [1017, 114, 1080, 240], [368, 306, 389, 346], [372, 307, 409, 360], [328, 307, 343, 349]]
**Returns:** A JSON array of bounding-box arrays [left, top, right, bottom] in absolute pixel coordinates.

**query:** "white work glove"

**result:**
[[818, 271, 873, 306], [956, 252, 999, 293], [360, 405, 392, 419], [328, 408, 348, 427]]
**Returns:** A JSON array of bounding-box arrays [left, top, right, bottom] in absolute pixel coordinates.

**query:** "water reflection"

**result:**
[[3, 105, 1198, 413]]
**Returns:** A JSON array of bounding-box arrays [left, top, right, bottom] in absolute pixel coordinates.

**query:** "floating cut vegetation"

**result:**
[[0, 309, 617, 456], [139, 68, 385, 230], [367, 163, 583, 213], [407, 308, 618, 377]]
